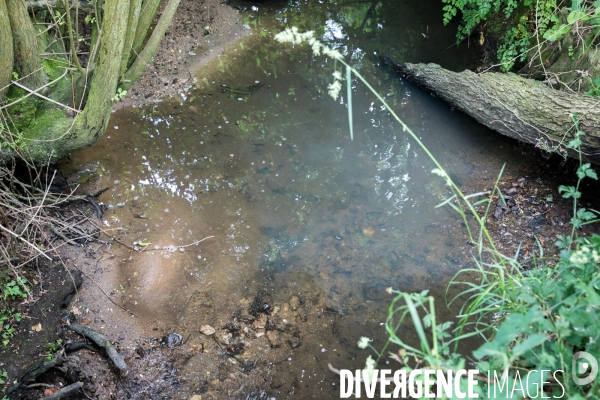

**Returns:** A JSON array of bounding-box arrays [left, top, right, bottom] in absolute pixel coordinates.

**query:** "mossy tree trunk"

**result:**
[[0, 0, 181, 164], [122, 0, 181, 89], [0, 0, 14, 100], [119, 0, 142, 79], [6, 0, 47, 91], [0, 0, 131, 163], [75, 0, 130, 141], [129, 0, 161, 66], [385, 59, 600, 165]]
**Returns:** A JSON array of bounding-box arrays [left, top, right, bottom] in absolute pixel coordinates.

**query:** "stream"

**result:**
[[57, 0, 563, 398]]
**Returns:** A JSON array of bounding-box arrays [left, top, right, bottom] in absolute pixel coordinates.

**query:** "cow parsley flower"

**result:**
[[358, 336, 372, 349]]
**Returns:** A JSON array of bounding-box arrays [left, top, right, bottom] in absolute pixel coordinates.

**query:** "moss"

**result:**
[[41, 58, 87, 107], [24, 108, 69, 140], [4, 87, 39, 134], [41, 57, 71, 81]]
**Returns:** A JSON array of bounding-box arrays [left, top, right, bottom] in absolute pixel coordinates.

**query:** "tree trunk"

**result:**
[[76, 0, 130, 141], [0, 0, 14, 100], [1, 0, 179, 164], [129, 0, 161, 66], [384, 59, 600, 165], [0, 0, 130, 164], [119, 0, 142, 79], [122, 0, 180, 89], [7, 0, 48, 91]]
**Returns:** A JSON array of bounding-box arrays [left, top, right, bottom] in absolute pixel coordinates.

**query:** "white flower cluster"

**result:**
[[363, 355, 377, 382], [275, 27, 343, 59], [357, 336, 372, 349], [275, 27, 344, 100], [569, 245, 600, 265], [431, 168, 452, 186]]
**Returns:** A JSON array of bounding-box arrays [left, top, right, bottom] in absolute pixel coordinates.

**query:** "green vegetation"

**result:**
[[442, 0, 600, 74], [44, 339, 63, 361], [1, 274, 28, 348], [0, 309, 22, 347], [277, 27, 600, 398]]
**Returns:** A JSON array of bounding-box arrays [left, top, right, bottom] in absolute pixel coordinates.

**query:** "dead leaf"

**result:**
[[32, 323, 42, 332], [71, 306, 82, 316]]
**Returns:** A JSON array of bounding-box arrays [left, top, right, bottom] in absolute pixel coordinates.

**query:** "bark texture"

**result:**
[[384, 59, 600, 164], [7, 0, 48, 90], [0, 0, 14, 100], [119, 0, 142, 78], [25, 0, 94, 11], [129, 0, 161, 65], [122, 0, 180, 89]]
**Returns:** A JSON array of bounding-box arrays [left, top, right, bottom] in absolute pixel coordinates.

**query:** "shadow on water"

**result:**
[[58, 0, 542, 397]]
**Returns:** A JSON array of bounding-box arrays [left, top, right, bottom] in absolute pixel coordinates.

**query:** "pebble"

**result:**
[[288, 336, 301, 349], [200, 325, 215, 336], [266, 331, 281, 347], [217, 331, 232, 345], [289, 295, 300, 311]]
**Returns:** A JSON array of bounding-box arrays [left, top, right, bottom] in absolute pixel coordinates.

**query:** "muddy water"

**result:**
[[60, 0, 538, 398]]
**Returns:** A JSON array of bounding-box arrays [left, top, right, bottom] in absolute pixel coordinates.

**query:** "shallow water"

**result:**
[[59, 0, 541, 397]]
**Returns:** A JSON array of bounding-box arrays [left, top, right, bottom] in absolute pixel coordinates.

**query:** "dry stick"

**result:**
[[0, 223, 52, 260], [45, 223, 79, 245], [178, 235, 215, 248], [67, 324, 128, 373], [21, 170, 56, 234], [42, 381, 84, 400], [10, 80, 81, 114], [0, 68, 70, 110]]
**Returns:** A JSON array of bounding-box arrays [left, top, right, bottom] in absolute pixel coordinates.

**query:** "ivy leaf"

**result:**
[[543, 24, 571, 41]]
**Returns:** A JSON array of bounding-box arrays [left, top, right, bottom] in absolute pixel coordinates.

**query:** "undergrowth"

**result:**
[[277, 27, 600, 398], [442, 0, 600, 75]]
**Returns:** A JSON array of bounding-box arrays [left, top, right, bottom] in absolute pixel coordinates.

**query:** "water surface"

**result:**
[[59, 0, 535, 397]]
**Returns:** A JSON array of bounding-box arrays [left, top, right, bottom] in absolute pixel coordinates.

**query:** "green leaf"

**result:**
[[576, 208, 596, 221], [559, 185, 577, 198], [511, 334, 547, 357], [567, 11, 590, 24], [586, 169, 598, 180], [543, 24, 571, 41], [567, 138, 582, 149]]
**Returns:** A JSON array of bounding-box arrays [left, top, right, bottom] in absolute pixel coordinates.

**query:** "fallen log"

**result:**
[[383, 59, 600, 165], [26, 0, 95, 12]]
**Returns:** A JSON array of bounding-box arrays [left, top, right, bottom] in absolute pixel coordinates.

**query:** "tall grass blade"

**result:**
[[346, 65, 353, 141]]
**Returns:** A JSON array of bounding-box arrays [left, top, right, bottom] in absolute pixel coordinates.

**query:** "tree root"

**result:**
[[43, 381, 84, 400], [67, 324, 128, 373]]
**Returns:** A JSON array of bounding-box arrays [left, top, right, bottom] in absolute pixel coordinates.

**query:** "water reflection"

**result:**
[[57, 0, 526, 397]]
